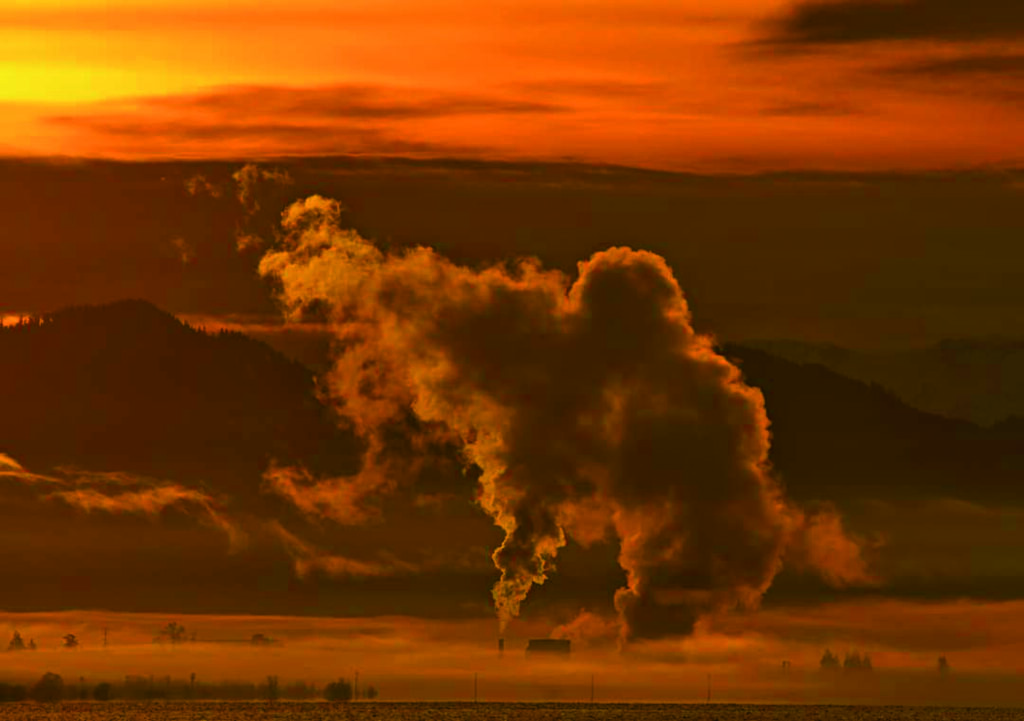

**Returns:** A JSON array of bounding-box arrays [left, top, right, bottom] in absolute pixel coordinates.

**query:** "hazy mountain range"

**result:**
[[2, 300, 1022, 616], [745, 338, 1024, 427], [4, 300, 1021, 505]]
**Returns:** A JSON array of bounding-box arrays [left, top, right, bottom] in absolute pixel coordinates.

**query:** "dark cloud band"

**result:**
[[763, 0, 1024, 45]]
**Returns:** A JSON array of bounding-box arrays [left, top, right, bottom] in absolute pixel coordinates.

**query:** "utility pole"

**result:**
[[473, 673, 478, 703], [103, 628, 108, 648]]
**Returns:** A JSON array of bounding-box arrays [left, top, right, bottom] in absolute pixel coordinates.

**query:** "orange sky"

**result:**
[[2, 0, 1023, 169], [3, 2, 1024, 704]]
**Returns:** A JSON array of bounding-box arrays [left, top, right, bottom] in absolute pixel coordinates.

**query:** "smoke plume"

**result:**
[[233, 163, 293, 216], [170, 236, 196, 265], [258, 196, 870, 641], [184, 173, 223, 198]]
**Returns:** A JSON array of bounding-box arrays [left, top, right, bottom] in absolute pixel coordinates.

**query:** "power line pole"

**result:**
[[474, 673, 478, 703], [103, 628, 108, 648]]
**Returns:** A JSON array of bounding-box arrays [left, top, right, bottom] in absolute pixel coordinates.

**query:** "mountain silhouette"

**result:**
[[3, 300, 1020, 506], [745, 337, 1024, 426], [0, 303, 494, 617], [724, 344, 1024, 503], [1, 300, 1022, 614], [0, 300, 361, 499]]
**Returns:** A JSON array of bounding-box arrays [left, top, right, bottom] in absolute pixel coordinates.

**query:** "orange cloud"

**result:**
[[0, 454, 244, 551], [0, 453, 65, 485], [269, 521, 418, 579], [0, 1, 1015, 169], [49, 485, 246, 552], [262, 463, 388, 526]]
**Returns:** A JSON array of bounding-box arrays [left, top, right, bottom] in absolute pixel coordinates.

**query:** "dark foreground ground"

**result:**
[[1, 702, 1023, 721]]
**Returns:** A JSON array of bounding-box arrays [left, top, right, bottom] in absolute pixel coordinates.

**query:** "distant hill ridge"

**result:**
[[722, 344, 1024, 502], [0, 299, 361, 493], [745, 338, 1024, 427], [1, 300, 1021, 505]]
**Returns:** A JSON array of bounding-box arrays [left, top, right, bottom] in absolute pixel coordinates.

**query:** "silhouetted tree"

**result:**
[[324, 679, 353, 702], [842, 651, 873, 671], [62, 633, 79, 649], [93, 682, 113, 701], [29, 673, 64, 702], [365, 685, 378, 700], [158, 622, 188, 644], [266, 675, 279, 701], [938, 656, 950, 674], [820, 649, 840, 670], [27, 639, 36, 650], [7, 631, 25, 652]]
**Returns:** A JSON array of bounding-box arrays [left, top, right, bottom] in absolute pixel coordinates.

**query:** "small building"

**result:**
[[525, 638, 571, 656]]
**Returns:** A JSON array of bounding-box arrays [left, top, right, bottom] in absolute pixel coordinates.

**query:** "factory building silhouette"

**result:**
[[525, 639, 571, 656], [497, 638, 572, 657]]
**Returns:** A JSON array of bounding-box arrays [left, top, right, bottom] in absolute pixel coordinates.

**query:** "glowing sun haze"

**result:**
[[4, 0, 1023, 169]]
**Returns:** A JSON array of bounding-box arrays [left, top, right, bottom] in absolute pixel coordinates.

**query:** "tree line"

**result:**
[[820, 649, 953, 674], [7, 623, 279, 651], [0, 672, 378, 703]]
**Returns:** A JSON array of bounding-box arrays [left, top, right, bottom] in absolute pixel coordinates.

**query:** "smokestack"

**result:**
[[498, 638, 504, 657]]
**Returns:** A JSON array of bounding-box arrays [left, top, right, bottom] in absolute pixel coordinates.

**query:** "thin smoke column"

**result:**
[[259, 195, 870, 640]]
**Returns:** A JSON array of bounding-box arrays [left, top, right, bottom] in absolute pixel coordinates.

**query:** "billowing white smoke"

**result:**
[[258, 196, 871, 641]]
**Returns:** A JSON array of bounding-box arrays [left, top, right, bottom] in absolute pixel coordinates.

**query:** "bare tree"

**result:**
[[157, 622, 188, 644]]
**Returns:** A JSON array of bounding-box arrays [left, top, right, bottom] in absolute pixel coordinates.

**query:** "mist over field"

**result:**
[[2, 609, 1024, 706]]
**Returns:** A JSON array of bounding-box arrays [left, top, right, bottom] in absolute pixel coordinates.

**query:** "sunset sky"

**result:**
[[2, 0, 1024, 707], [0, 0, 1022, 169]]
